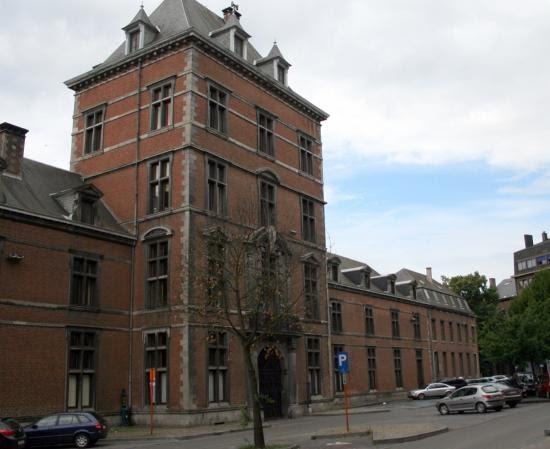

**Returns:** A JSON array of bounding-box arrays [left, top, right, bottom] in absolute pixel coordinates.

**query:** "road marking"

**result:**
[[326, 443, 352, 446]]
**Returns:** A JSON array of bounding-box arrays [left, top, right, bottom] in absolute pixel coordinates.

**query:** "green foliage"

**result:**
[[239, 406, 252, 429], [481, 270, 550, 366]]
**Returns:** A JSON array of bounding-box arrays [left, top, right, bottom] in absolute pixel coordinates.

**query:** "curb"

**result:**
[[311, 429, 371, 440], [372, 426, 449, 445], [109, 424, 271, 442], [313, 408, 390, 417]]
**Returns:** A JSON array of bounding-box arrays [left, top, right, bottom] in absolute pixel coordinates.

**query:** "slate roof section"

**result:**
[[123, 6, 157, 31], [497, 278, 517, 300], [328, 252, 472, 314], [255, 43, 291, 67], [0, 158, 129, 236]]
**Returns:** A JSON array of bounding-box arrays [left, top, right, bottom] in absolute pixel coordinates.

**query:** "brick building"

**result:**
[[327, 255, 478, 403], [1, 0, 479, 424], [514, 232, 550, 293]]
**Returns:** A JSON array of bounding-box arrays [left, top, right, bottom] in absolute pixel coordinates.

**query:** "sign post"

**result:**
[[149, 368, 156, 435], [337, 352, 350, 432]]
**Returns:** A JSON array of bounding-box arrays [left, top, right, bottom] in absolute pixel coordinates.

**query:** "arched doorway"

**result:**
[[258, 347, 283, 419]]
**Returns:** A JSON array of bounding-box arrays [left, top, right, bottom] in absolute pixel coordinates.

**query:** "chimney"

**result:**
[[426, 267, 433, 284], [524, 234, 533, 248], [489, 278, 496, 289], [543, 231, 548, 242], [0, 122, 28, 178], [222, 3, 241, 22]]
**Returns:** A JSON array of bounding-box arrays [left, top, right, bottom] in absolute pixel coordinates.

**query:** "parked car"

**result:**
[[24, 412, 108, 448], [536, 374, 550, 398], [515, 373, 537, 396], [466, 377, 492, 384], [0, 418, 26, 449], [435, 384, 505, 415], [493, 381, 523, 407], [437, 377, 467, 389], [408, 383, 455, 399]]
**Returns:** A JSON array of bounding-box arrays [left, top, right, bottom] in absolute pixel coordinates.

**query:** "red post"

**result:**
[[343, 373, 350, 432], [149, 368, 156, 435]]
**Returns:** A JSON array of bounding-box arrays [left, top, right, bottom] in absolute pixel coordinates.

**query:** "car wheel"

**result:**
[[74, 433, 91, 448], [508, 402, 518, 408], [418, 393, 425, 400], [438, 404, 450, 415], [475, 402, 487, 413]]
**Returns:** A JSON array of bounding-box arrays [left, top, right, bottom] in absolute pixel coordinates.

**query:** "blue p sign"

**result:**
[[337, 351, 349, 374]]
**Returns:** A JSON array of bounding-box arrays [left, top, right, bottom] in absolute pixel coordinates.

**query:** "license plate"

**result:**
[[18, 441, 25, 447]]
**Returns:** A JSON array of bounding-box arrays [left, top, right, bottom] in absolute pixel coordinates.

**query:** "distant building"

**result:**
[[496, 277, 517, 311], [514, 232, 550, 293]]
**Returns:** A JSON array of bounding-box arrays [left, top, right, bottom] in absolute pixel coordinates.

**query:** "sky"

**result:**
[[1, 0, 550, 284]]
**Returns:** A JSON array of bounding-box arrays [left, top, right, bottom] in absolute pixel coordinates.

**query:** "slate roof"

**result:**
[[328, 253, 473, 314], [0, 158, 129, 236], [497, 277, 517, 300]]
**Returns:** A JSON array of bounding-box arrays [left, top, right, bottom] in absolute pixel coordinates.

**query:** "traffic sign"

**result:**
[[337, 351, 349, 374]]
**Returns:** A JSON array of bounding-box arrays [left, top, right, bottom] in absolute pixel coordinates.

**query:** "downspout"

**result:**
[[128, 57, 143, 409]]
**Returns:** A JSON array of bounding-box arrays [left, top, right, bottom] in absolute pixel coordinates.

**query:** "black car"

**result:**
[[438, 377, 468, 389], [0, 417, 26, 449], [25, 412, 108, 448]]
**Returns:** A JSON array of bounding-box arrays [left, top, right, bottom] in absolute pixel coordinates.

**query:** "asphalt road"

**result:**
[[99, 399, 550, 449]]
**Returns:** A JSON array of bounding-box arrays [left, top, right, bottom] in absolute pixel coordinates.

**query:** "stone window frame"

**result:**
[[367, 347, 377, 390], [144, 329, 169, 405], [298, 133, 314, 176], [149, 77, 175, 131], [257, 108, 275, 157], [259, 177, 277, 227], [330, 299, 343, 333], [393, 348, 403, 388], [147, 155, 172, 215], [306, 337, 321, 397], [365, 305, 375, 336], [207, 330, 229, 404], [83, 104, 106, 155], [390, 309, 400, 338], [440, 320, 446, 341], [206, 158, 227, 216], [303, 258, 319, 320], [67, 328, 97, 409], [69, 251, 101, 309], [207, 82, 229, 135], [301, 196, 316, 243], [144, 231, 170, 310], [412, 312, 421, 340]]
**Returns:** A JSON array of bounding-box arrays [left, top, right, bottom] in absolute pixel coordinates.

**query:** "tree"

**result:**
[[191, 214, 304, 449]]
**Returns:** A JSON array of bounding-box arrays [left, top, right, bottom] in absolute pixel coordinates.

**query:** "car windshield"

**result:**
[[482, 385, 499, 393]]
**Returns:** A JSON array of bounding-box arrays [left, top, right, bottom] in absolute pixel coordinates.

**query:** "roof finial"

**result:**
[[140, 0, 144, 8], [231, 1, 239, 10], [273, 39, 277, 45]]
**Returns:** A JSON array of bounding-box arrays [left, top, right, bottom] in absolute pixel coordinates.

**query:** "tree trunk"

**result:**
[[244, 344, 265, 448]]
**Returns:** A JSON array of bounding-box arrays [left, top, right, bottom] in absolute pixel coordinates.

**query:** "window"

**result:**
[[327, 262, 339, 282], [301, 197, 316, 243], [207, 160, 227, 215], [277, 64, 286, 85], [208, 85, 228, 133], [391, 309, 400, 337], [413, 313, 421, 340], [234, 35, 244, 57], [393, 348, 403, 388], [333, 345, 344, 393], [442, 352, 448, 377], [415, 349, 424, 388], [208, 331, 228, 403], [79, 196, 97, 225], [259, 180, 276, 226], [331, 300, 343, 333], [307, 338, 321, 396], [387, 278, 396, 294], [83, 108, 104, 155], [304, 262, 319, 319], [70, 256, 99, 307], [457, 323, 462, 342], [146, 240, 169, 309], [299, 134, 314, 175], [459, 353, 464, 376], [367, 347, 377, 390], [365, 306, 375, 335], [464, 324, 469, 343], [449, 322, 454, 342], [363, 270, 371, 289], [431, 319, 437, 340], [466, 353, 471, 376], [129, 29, 140, 53], [150, 82, 173, 130], [451, 352, 456, 377], [471, 326, 476, 343], [440, 320, 446, 341], [67, 330, 95, 409], [148, 158, 170, 214], [258, 111, 274, 156], [434, 351, 440, 378], [145, 331, 168, 404], [207, 234, 226, 307]]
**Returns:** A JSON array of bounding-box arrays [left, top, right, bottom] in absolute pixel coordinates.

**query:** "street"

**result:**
[[101, 399, 550, 449]]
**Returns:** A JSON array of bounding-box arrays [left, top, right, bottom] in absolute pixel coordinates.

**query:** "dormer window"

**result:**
[[129, 29, 141, 53], [277, 64, 286, 85], [363, 270, 371, 289], [387, 278, 396, 294], [327, 262, 339, 282], [79, 196, 97, 225], [234, 35, 244, 57]]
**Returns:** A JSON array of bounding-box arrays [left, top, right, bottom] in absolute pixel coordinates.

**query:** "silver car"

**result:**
[[436, 384, 505, 414], [408, 383, 455, 399]]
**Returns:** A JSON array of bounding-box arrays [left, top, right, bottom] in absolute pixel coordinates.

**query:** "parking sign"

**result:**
[[337, 351, 349, 374]]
